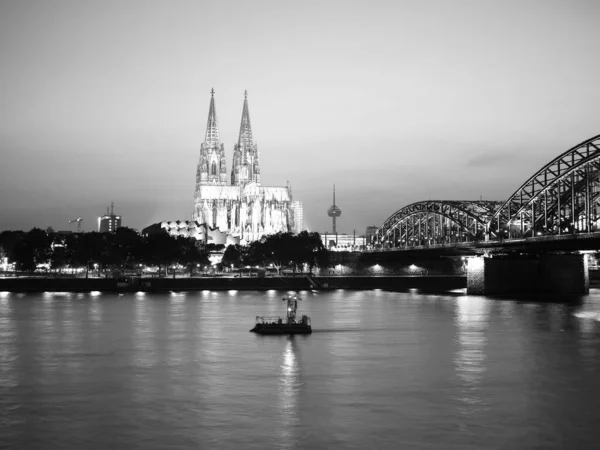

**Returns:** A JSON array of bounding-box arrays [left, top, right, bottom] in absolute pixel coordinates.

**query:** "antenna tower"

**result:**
[[327, 185, 342, 234]]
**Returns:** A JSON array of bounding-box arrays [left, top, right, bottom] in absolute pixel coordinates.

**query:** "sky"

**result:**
[[1, 0, 599, 234]]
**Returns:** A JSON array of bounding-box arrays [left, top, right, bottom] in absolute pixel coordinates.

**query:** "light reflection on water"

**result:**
[[133, 295, 156, 369], [277, 338, 300, 448], [0, 290, 599, 449], [454, 296, 490, 384], [60, 296, 83, 371], [89, 297, 102, 324], [573, 298, 600, 369], [167, 294, 187, 370], [454, 296, 490, 430], [0, 295, 17, 388]]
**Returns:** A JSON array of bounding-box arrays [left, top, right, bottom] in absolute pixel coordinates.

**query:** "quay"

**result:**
[[0, 274, 465, 293]]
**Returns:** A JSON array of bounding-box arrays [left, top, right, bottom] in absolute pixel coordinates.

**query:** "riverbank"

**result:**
[[0, 275, 466, 293]]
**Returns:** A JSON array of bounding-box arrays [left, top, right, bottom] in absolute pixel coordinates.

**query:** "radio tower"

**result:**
[[327, 185, 342, 234]]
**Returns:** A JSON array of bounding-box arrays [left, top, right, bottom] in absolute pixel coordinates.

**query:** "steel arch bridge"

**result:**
[[488, 134, 600, 239], [373, 134, 600, 249], [375, 200, 503, 248]]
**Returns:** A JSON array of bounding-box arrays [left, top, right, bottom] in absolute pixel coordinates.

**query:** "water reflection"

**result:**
[[0, 295, 17, 388], [277, 338, 300, 448], [197, 296, 227, 402], [60, 297, 84, 372], [264, 292, 285, 317], [89, 297, 102, 324], [573, 296, 600, 370], [167, 294, 187, 369], [498, 300, 516, 322], [454, 296, 490, 417], [39, 292, 57, 379], [132, 296, 156, 368]]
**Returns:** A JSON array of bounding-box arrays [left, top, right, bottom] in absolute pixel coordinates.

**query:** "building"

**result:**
[[291, 200, 304, 233], [98, 203, 121, 232], [142, 221, 240, 246], [192, 89, 300, 243], [365, 225, 379, 246], [321, 232, 366, 251]]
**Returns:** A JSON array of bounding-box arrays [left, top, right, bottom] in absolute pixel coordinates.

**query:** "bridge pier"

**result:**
[[466, 253, 589, 296]]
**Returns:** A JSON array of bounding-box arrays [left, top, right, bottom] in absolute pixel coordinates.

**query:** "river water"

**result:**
[[1, 289, 600, 449]]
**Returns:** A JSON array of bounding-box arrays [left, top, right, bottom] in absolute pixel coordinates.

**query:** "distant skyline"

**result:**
[[1, 0, 600, 234]]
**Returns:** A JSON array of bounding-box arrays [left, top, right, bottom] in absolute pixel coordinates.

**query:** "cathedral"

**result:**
[[192, 89, 301, 243]]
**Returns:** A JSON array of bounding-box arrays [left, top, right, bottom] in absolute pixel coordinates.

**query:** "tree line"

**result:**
[[0, 227, 209, 277], [222, 231, 329, 274], [0, 228, 329, 277]]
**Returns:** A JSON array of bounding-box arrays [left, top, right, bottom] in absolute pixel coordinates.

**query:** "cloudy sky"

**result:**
[[1, 0, 599, 234]]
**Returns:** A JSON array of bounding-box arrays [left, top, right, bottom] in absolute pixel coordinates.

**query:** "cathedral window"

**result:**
[[211, 162, 217, 176]]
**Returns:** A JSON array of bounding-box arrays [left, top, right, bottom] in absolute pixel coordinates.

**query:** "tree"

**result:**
[[245, 239, 266, 268], [27, 228, 51, 268], [143, 232, 180, 277], [14, 240, 36, 272], [49, 244, 71, 274], [222, 244, 243, 269], [260, 232, 297, 274], [13, 228, 50, 272], [315, 247, 330, 273], [297, 231, 327, 274], [109, 227, 144, 270], [177, 237, 210, 276], [0, 230, 24, 266], [71, 232, 106, 278]]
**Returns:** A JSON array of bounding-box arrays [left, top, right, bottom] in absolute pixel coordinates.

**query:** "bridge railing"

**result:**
[[364, 242, 475, 252], [367, 230, 600, 251]]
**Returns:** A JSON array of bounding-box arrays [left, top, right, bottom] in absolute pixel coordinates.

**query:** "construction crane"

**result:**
[[69, 217, 83, 233]]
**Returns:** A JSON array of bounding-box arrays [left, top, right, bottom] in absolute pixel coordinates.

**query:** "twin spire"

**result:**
[[200, 89, 259, 186], [204, 88, 254, 148]]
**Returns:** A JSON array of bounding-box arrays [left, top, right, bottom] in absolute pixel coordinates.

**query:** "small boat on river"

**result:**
[[250, 292, 312, 334]]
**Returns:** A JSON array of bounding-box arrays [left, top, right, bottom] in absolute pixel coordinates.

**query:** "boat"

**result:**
[[250, 292, 312, 334]]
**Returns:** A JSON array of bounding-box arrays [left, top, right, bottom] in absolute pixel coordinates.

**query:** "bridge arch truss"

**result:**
[[488, 134, 600, 239], [374, 201, 503, 248]]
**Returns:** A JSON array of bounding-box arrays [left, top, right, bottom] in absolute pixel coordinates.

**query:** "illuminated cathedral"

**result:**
[[192, 89, 300, 243]]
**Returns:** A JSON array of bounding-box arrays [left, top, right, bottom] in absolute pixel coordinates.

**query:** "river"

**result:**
[[1, 289, 599, 449]]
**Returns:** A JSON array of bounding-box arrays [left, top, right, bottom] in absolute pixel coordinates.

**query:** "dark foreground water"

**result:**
[[1, 289, 600, 449]]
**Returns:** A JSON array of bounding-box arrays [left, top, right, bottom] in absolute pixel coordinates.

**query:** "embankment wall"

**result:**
[[0, 275, 465, 293]]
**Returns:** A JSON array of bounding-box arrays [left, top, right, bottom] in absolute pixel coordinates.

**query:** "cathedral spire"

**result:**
[[238, 89, 253, 149], [231, 90, 260, 186], [196, 88, 227, 187], [205, 88, 220, 144]]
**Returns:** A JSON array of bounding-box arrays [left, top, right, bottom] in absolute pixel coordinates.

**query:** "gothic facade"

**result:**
[[192, 90, 298, 243]]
